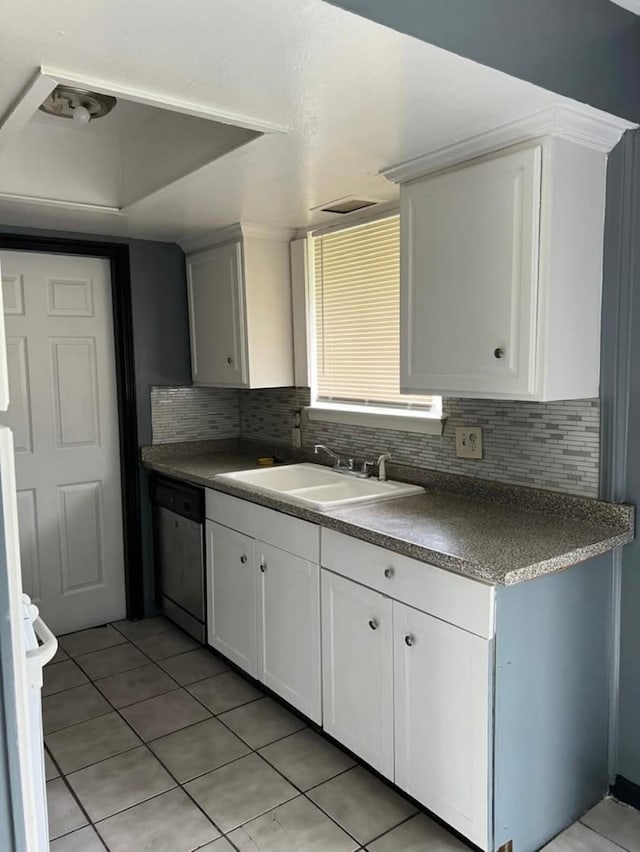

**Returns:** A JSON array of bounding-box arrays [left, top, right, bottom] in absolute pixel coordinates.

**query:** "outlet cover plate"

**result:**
[[455, 427, 483, 459]]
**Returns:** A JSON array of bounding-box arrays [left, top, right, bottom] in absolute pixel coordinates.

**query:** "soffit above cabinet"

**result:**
[[0, 0, 636, 243]]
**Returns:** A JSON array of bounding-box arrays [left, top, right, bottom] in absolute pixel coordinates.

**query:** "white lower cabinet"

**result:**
[[205, 493, 322, 723], [257, 543, 321, 723], [321, 570, 394, 777], [206, 520, 257, 677], [394, 601, 491, 848]]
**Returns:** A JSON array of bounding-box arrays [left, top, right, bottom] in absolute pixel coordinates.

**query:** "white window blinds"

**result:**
[[313, 215, 434, 410]]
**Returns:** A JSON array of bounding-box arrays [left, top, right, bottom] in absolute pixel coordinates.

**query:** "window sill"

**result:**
[[304, 404, 445, 436]]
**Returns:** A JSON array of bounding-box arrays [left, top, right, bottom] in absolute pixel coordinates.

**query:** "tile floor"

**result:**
[[44, 617, 640, 852]]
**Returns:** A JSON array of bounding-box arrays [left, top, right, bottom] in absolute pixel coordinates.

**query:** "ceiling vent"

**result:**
[[320, 198, 378, 214]]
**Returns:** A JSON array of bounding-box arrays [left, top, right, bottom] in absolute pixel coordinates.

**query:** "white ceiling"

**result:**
[[0, 0, 630, 244]]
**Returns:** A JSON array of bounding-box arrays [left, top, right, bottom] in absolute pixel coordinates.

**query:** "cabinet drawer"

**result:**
[[206, 489, 319, 562], [321, 529, 494, 639]]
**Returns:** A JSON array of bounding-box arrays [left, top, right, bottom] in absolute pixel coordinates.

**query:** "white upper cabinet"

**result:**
[[396, 129, 611, 401], [186, 225, 294, 389]]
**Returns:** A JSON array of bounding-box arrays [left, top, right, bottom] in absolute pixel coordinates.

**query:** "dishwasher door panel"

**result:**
[[157, 506, 205, 621]]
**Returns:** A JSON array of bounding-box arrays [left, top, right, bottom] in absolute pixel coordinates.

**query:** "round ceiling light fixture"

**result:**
[[39, 86, 117, 126]]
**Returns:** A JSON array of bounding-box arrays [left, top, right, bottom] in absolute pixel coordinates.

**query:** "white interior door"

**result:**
[[1, 250, 125, 634]]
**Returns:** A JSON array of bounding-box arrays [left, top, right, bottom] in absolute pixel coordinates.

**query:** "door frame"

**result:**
[[0, 233, 143, 619]]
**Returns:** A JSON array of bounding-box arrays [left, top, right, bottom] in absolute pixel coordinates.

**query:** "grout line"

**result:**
[[576, 820, 630, 852]]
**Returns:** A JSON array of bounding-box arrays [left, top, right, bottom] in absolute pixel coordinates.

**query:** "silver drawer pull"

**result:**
[[404, 634, 416, 647], [384, 567, 395, 579], [240, 554, 248, 564], [260, 562, 267, 573], [368, 618, 379, 630]]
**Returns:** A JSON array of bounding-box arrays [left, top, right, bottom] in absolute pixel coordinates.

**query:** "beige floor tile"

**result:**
[[188, 671, 263, 714], [543, 822, 625, 851], [112, 616, 172, 641], [94, 661, 177, 708], [46, 778, 88, 840], [120, 688, 210, 741], [229, 794, 358, 852], [59, 626, 126, 657], [43, 684, 111, 734], [308, 766, 417, 846], [197, 839, 236, 851], [185, 752, 297, 833], [43, 661, 89, 697], [149, 716, 250, 782], [75, 643, 148, 680], [45, 749, 60, 781], [46, 712, 141, 774], [66, 745, 175, 822], [52, 647, 69, 664], [159, 648, 228, 685], [367, 813, 469, 851], [134, 627, 199, 660], [218, 696, 306, 749], [50, 825, 105, 851], [259, 728, 355, 790], [581, 798, 640, 852], [96, 787, 219, 852]]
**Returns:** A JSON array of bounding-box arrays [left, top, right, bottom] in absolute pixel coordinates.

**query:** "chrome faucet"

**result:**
[[377, 453, 391, 481], [314, 444, 342, 466]]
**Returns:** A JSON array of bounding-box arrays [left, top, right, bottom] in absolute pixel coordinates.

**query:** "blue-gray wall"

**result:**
[[327, 0, 640, 123]]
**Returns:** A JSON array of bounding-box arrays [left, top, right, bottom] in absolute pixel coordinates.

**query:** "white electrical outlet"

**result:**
[[455, 427, 483, 459]]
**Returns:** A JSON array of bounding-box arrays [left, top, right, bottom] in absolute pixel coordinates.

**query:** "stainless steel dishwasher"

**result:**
[[151, 476, 205, 643]]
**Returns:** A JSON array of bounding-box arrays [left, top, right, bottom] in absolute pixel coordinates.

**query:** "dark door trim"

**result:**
[[0, 233, 143, 619]]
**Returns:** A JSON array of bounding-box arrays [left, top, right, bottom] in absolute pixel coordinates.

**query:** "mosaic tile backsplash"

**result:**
[[150, 385, 600, 497], [151, 386, 240, 444], [240, 388, 600, 498]]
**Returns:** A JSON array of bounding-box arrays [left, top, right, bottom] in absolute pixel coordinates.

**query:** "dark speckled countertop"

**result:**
[[141, 443, 634, 587]]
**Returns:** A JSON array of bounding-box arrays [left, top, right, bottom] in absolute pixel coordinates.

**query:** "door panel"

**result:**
[[187, 242, 247, 386], [401, 146, 541, 396], [50, 338, 100, 447], [394, 602, 491, 848], [207, 520, 257, 677], [257, 542, 321, 723], [321, 570, 393, 776], [1, 250, 125, 633]]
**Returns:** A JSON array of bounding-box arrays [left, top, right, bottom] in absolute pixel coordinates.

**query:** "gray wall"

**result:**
[[327, 0, 640, 124]]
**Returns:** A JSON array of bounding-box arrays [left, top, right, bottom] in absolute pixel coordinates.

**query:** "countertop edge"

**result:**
[[142, 458, 634, 587]]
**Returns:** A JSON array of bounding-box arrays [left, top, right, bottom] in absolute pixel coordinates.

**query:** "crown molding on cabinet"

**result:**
[[381, 104, 636, 184], [179, 222, 297, 253]]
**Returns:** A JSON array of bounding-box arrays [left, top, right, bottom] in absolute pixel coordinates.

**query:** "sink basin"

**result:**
[[215, 463, 424, 510]]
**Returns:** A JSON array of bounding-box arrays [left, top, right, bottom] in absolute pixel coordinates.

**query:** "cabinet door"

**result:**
[[257, 543, 321, 723], [394, 602, 491, 849], [187, 242, 247, 386], [321, 570, 393, 776], [206, 521, 257, 676], [400, 146, 541, 397]]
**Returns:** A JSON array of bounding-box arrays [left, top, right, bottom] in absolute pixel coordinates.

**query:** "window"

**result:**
[[309, 214, 441, 429]]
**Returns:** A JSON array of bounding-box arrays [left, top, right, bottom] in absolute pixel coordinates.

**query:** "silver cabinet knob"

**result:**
[[404, 634, 416, 647], [227, 356, 233, 364], [494, 347, 504, 360], [384, 567, 395, 579], [260, 562, 267, 573], [240, 554, 248, 564], [368, 618, 379, 630]]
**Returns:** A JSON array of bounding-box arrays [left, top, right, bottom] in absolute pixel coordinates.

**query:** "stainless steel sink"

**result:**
[[215, 463, 424, 510]]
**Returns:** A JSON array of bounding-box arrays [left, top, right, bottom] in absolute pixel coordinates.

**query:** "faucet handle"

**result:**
[[377, 453, 391, 482]]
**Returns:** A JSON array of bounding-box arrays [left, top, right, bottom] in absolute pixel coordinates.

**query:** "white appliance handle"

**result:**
[[27, 617, 58, 667]]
